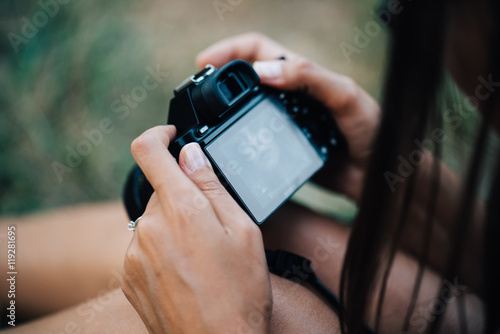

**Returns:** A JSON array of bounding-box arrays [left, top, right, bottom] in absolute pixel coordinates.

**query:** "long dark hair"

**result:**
[[339, 0, 500, 333]]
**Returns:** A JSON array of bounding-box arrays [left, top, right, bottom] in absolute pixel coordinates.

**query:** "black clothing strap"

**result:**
[[265, 249, 375, 334]]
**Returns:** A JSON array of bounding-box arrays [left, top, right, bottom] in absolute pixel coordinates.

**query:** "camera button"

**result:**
[[196, 125, 209, 136]]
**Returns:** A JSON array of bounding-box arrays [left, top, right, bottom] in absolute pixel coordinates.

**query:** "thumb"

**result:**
[[178, 143, 252, 226], [253, 59, 357, 116]]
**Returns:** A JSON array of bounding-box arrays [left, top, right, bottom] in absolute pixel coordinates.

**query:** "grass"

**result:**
[[10, 0, 483, 218]]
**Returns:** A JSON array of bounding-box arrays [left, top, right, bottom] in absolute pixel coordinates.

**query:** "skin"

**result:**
[[445, 0, 500, 126], [0, 203, 341, 334], [120, 33, 382, 333], [1, 202, 483, 333], [1, 1, 495, 330], [122, 28, 490, 332], [0, 202, 133, 321], [122, 132, 272, 333]]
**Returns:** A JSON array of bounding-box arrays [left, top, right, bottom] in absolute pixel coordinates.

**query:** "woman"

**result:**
[[3, 0, 497, 332], [122, 0, 499, 332]]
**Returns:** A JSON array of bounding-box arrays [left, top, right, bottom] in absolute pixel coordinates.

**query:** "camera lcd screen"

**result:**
[[205, 97, 324, 223]]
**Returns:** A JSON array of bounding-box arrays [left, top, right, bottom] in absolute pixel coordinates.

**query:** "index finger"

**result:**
[[195, 32, 298, 68], [131, 126, 225, 229], [130, 126, 188, 197]]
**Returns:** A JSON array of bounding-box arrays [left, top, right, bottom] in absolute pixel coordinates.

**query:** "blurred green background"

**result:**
[[0, 0, 389, 216]]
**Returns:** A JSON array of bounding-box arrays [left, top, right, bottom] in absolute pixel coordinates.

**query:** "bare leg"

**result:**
[[0, 201, 483, 333], [262, 202, 484, 333], [0, 201, 133, 321], [3, 275, 341, 334], [2, 289, 148, 334], [0, 201, 341, 333], [0, 201, 340, 333]]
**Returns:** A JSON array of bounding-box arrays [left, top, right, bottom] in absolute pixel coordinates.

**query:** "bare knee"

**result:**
[[269, 274, 340, 333]]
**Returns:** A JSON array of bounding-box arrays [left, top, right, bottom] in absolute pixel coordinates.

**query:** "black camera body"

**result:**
[[124, 60, 344, 224]]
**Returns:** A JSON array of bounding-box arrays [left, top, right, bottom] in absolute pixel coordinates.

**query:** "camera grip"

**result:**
[[123, 165, 154, 221]]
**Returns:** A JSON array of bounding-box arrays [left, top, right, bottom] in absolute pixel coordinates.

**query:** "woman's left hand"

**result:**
[[122, 125, 272, 334]]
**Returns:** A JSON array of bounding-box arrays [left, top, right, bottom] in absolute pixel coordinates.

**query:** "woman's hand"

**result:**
[[122, 125, 272, 334], [197, 33, 380, 203]]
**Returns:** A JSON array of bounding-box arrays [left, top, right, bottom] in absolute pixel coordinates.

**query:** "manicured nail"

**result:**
[[253, 61, 283, 80], [183, 143, 210, 173]]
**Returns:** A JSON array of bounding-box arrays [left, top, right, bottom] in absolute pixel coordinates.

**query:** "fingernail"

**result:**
[[183, 143, 210, 173], [253, 61, 283, 80]]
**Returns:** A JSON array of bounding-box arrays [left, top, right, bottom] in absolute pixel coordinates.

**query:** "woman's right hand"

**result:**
[[196, 33, 380, 203]]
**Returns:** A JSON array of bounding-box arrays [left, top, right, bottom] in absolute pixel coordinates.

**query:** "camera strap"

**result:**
[[265, 249, 375, 334]]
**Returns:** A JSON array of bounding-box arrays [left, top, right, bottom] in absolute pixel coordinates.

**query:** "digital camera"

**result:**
[[123, 60, 344, 224]]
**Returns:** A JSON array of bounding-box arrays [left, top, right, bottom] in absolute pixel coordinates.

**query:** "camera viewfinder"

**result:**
[[218, 73, 244, 103]]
